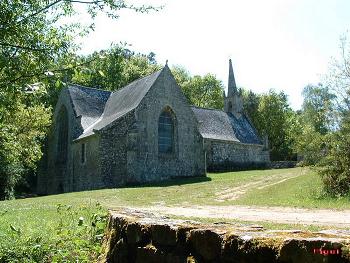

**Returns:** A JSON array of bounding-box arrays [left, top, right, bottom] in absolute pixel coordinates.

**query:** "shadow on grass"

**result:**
[[123, 176, 212, 189], [35, 176, 212, 198]]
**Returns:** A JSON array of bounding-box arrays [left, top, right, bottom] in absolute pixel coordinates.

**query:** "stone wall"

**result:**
[[206, 140, 270, 172], [101, 209, 350, 263], [38, 89, 83, 195], [270, 161, 297, 169], [72, 135, 103, 191], [99, 112, 135, 188], [126, 68, 206, 183]]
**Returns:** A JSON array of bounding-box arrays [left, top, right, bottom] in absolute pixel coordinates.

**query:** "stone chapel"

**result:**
[[38, 60, 269, 194]]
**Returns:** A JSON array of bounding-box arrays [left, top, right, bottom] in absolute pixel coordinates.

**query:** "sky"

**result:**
[[77, 0, 350, 109]]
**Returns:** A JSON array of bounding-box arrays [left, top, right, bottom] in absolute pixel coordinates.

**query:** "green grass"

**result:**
[[234, 168, 350, 209], [45, 167, 348, 209], [0, 200, 107, 262], [1, 167, 350, 261]]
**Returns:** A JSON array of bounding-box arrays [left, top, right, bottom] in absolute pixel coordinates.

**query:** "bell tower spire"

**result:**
[[224, 59, 243, 117], [228, 59, 237, 97]]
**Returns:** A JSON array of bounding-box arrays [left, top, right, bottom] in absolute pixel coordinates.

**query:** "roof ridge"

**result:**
[[75, 67, 165, 141], [68, 83, 112, 94], [112, 68, 163, 95], [191, 105, 225, 112]]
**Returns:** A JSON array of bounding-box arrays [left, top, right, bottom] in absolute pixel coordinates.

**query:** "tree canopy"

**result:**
[[172, 66, 224, 109]]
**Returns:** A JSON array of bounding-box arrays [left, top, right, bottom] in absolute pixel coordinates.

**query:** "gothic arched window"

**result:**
[[57, 107, 68, 163], [158, 108, 175, 154]]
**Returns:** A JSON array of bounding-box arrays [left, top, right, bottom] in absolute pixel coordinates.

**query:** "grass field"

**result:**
[[1, 167, 350, 261], [35, 166, 347, 209]]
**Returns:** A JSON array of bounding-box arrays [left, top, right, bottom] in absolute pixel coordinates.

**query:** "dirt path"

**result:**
[[215, 170, 305, 202], [133, 205, 350, 227]]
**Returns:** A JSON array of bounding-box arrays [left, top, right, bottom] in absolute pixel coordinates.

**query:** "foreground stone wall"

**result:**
[[101, 209, 350, 263], [206, 140, 270, 172]]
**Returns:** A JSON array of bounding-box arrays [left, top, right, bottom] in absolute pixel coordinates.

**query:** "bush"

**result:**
[[318, 122, 350, 196]]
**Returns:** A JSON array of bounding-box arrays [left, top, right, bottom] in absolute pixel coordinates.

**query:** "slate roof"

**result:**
[[67, 84, 111, 130], [67, 67, 261, 145], [71, 68, 163, 140], [191, 106, 262, 145]]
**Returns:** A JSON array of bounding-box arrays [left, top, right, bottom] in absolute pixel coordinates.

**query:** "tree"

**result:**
[[242, 89, 261, 131], [120, 53, 162, 86], [302, 83, 337, 134], [1, 0, 156, 93], [0, 101, 51, 199], [242, 89, 296, 161], [290, 83, 336, 166], [319, 120, 350, 196], [70, 45, 161, 91], [171, 65, 191, 87], [171, 66, 224, 109], [292, 121, 326, 166], [317, 36, 350, 196], [326, 35, 350, 113], [251, 90, 295, 161]]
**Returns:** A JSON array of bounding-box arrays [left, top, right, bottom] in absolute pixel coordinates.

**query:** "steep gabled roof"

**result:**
[[191, 107, 239, 142], [191, 106, 262, 145], [75, 68, 163, 139], [67, 84, 111, 130]]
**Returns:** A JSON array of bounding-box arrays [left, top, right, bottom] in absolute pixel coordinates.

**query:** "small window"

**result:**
[[81, 143, 86, 164], [228, 101, 233, 112], [158, 108, 174, 154], [57, 107, 68, 163]]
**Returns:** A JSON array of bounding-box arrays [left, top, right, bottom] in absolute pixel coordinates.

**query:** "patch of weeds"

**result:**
[[0, 201, 107, 262]]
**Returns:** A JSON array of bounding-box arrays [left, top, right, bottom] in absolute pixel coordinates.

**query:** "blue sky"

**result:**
[[77, 0, 350, 109]]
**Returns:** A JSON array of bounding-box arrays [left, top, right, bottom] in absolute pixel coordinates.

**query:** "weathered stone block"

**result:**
[[188, 229, 223, 261], [135, 245, 166, 263], [279, 239, 345, 263], [103, 210, 350, 263], [126, 222, 150, 246], [151, 224, 178, 247], [109, 238, 128, 263]]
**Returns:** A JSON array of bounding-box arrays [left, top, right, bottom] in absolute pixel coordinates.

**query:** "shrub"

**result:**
[[318, 121, 350, 196]]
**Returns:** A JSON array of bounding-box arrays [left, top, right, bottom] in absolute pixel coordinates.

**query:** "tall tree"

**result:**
[[326, 35, 350, 113], [183, 74, 224, 109], [253, 90, 295, 161], [317, 36, 350, 195], [302, 83, 336, 134], [70, 46, 161, 91], [242, 89, 260, 130], [291, 83, 336, 166], [171, 66, 224, 109], [242, 89, 297, 160]]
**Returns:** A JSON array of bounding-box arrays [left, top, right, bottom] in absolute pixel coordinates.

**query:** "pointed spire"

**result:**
[[228, 59, 237, 96]]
